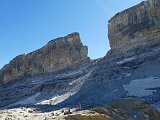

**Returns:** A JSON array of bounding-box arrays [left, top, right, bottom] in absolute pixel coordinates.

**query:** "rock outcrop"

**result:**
[[108, 0, 160, 57], [93, 98, 160, 120], [0, 32, 88, 84]]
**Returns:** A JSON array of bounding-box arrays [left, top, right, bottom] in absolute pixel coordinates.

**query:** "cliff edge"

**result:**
[[0, 32, 88, 84], [108, 0, 160, 57]]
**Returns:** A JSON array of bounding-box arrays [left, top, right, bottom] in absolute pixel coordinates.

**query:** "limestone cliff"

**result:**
[[0, 32, 88, 84], [108, 0, 160, 56]]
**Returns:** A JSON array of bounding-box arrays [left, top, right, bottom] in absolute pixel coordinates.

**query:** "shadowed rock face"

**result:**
[[108, 0, 160, 56], [0, 32, 88, 84]]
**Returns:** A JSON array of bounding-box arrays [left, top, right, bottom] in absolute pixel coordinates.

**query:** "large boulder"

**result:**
[[108, 0, 160, 57], [0, 32, 88, 84]]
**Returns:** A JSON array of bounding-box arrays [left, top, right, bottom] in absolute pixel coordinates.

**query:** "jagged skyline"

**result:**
[[0, 0, 142, 69]]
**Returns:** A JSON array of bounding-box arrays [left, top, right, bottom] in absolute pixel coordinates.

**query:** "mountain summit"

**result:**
[[0, 32, 88, 85]]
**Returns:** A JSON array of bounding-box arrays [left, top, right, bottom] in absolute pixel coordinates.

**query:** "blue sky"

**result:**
[[0, 0, 142, 69]]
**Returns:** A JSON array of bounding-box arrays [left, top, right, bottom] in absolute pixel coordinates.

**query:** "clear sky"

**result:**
[[0, 0, 142, 69]]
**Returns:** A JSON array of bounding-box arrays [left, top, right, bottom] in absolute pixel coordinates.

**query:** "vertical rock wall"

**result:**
[[0, 32, 88, 84], [108, 0, 160, 56]]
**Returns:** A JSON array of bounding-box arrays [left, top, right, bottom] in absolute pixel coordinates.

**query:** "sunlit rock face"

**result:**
[[0, 32, 88, 84], [108, 0, 160, 56]]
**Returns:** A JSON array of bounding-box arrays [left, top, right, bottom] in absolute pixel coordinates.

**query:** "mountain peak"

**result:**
[[0, 32, 88, 84]]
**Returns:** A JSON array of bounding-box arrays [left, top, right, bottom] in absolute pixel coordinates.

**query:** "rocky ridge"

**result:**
[[0, 32, 88, 85]]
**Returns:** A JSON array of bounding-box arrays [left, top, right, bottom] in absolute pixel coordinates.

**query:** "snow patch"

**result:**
[[125, 73, 131, 77], [31, 80, 39, 84], [56, 71, 82, 78], [37, 71, 92, 105], [37, 92, 75, 105], [8, 92, 41, 107], [123, 77, 160, 97], [117, 57, 135, 65]]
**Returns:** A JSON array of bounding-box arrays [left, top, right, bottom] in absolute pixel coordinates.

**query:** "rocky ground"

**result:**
[[0, 98, 160, 120]]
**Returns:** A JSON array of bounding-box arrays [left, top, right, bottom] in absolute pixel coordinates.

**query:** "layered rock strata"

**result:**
[[0, 32, 88, 84], [108, 0, 160, 56]]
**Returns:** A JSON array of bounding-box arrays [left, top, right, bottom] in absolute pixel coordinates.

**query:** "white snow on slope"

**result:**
[[38, 92, 75, 105], [123, 77, 160, 97], [37, 71, 92, 105], [6, 71, 91, 108], [117, 57, 135, 65], [55, 71, 82, 78], [7, 92, 41, 108]]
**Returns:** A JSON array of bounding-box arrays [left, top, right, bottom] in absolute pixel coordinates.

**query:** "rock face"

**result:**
[[0, 32, 88, 84], [108, 0, 160, 56]]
